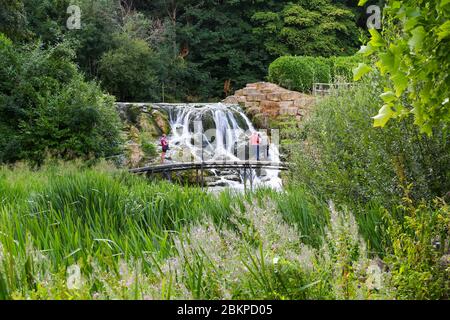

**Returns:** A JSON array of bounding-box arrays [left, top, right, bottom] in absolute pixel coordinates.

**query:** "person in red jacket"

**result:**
[[160, 134, 169, 163]]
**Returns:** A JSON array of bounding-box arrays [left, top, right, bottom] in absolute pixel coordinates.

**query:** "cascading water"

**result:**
[[157, 103, 282, 191]]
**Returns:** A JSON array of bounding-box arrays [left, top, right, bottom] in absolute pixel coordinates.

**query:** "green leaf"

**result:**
[[299, 280, 321, 291], [420, 123, 432, 136], [353, 63, 372, 81], [391, 1, 402, 9], [412, 105, 424, 126], [404, 17, 418, 31], [357, 45, 375, 56], [377, 51, 395, 75], [368, 29, 385, 47], [408, 26, 426, 52], [373, 105, 395, 127], [358, 0, 369, 6], [405, 7, 421, 18], [380, 91, 397, 103], [437, 21, 450, 41], [391, 72, 408, 96], [419, 84, 432, 104]]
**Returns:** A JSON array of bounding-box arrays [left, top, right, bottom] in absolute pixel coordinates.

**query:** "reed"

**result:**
[[1, 162, 446, 300]]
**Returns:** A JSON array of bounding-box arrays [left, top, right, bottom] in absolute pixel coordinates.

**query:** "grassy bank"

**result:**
[[0, 162, 448, 300]]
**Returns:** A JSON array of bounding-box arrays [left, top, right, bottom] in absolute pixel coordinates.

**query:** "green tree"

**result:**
[[355, 0, 450, 134], [98, 34, 159, 101], [65, 0, 121, 78], [0, 0, 28, 40], [0, 0, 364, 102], [0, 34, 122, 164], [252, 0, 361, 58], [177, 0, 275, 98], [22, 0, 69, 44]]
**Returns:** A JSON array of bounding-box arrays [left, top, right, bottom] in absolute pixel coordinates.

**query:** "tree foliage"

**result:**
[[0, 0, 28, 41], [356, 0, 450, 134], [252, 0, 360, 58], [98, 33, 159, 101], [0, 34, 122, 165], [0, 0, 363, 101]]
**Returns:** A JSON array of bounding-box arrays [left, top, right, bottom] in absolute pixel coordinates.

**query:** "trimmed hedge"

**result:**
[[268, 55, 359, 93], [330, 56, 361, 82], [268, 56, 314, 92]]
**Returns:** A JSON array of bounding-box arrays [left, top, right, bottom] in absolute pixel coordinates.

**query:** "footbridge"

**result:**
[[129, 160, 288, 189]]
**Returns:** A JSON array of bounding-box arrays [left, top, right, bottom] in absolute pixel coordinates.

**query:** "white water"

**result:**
[[157, 103, 282, 191]]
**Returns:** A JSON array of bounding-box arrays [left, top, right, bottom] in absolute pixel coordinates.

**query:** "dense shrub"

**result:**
[[287, 77, 450, 209], [268, 56, 315, 92], [383, 199, 450, 299], [330, 55, 360, 82], [302, 56, 331, 85], [268, 55, 359, 92], [0, 34, 122, 165]]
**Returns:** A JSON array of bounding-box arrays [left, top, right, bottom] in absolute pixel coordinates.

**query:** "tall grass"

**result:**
[[0, 162, 240, 297], [274, 186, 328, 248], [0, 162, 447, 300]]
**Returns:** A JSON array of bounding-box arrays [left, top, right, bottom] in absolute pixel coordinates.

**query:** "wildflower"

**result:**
[[365, 263, 383, 291], [66, 264, 83, 290], [294, 244, 315, 272], [126, 276, 135, 288]]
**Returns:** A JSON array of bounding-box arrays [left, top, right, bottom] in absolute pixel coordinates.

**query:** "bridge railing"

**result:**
[[129, 160, 288, 191], [129, 160, 288, 174], [312, 83, 353, 96]]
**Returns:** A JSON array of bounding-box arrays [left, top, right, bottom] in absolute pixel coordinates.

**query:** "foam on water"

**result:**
[[157, 103, 282, 190]]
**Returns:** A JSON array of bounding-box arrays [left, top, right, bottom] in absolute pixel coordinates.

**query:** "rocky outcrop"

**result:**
[[117, 103, 170, 134], [222, 82, 316, 124], [116, 103, 171, 168]]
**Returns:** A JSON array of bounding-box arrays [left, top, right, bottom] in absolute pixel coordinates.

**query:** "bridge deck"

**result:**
[[129, 161, 288, 174]]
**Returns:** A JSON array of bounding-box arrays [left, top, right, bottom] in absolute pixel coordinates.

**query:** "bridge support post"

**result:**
[[162, 170, 171, 182], [201, 164, 204, 189], [249, 164, 254, 193], [243, 167, 247, 193]]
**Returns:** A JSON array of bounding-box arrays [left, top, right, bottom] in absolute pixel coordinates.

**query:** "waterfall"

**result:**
[[157, 103, 282, 190]]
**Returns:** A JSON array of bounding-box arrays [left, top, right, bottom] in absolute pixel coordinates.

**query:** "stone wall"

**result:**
[[222, 82, 315, 124]]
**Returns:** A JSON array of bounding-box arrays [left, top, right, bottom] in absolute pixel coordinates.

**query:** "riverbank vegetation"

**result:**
[[1, 162, 448, 299]]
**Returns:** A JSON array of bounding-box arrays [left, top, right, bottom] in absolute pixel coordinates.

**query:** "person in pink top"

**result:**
[[250, 132, 261, 161], [160, 134, 169, 163]]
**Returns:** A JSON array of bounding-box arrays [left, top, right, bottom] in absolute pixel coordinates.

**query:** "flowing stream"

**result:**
[[156, 103, 282, 191]]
